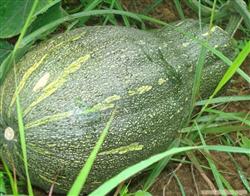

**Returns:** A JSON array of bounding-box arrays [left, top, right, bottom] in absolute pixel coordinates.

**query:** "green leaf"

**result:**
[[27, 1, 66, 38], [0, 40, 13, 64], [0, 0, 58, 38], [0, 0, 32, 38]]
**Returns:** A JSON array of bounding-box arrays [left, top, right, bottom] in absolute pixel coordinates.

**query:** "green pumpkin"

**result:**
[[0, 19, 234, 193]]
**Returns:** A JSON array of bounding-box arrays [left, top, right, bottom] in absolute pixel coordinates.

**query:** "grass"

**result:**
[[142, 139, 181, 191], [200, 40, 250, 114], [0, 0, 249, 195], [89, 145, 250, 195], [1, 158, 18, 195], [68, 109, 116, 195], [196, 121, 226, 196], [10, 0, 40, 195], [173, 172, 185, 196]]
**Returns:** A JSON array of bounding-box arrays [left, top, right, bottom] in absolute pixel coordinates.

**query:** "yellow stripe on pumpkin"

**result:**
[[7, 54, 48, 117], [0, 82, 6, 116], [25, 111, 73, 129], [24, 54, 90, 116], [99, 142, 144, 155]]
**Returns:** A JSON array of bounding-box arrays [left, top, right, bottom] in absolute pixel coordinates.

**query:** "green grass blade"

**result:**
[[173, 172, 186, 196], [195, 121, 226, 196], [183, 124, 250, 134], [194, 112, 248, 122], [184, 0, 215, 16], [67, 109, 116, 195], [205, 108, 250, 126], [11, 1, 38, 59], [237, 68, 250, 83], [186, 151, 211, 183], [196, 95, 250, 106], [114, 0, 130, 27], [89, 145, 250, 196], [142, 0, 164, 14], [229, 153, 250, 192], [143, 139, 180, 191], [173, 0, 185, 19], [20, 9, 143, 48], [219, 136, 239, 196], [1, 158, 18, 195], [198, 0, 202, 31], [103, 0, 116, 25], [219, 174, 237, 196], [199, 111, 250, 122], [15, 88, 33, 196], [201, 40, 250, 114], [189, 46, 207, 115], [185, 46, 207, 137], [230, 0, 250, 30], [0, 9, 142, 82], [225, 14, 243, 37], [78, 0, 102, 25], [83, 0, 102, 11], [34, 0, 62, 16], [209, 0, 217, 31], [11, 0, 40, 195]]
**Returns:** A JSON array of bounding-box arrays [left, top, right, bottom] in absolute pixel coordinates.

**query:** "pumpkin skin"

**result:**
[[0, 19, 234, 193]]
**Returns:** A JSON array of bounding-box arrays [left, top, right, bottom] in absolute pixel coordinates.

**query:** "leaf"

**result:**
[[0, 40, 13, 64], [27, 1, 67, 37], [0, 0, 58, 38]]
